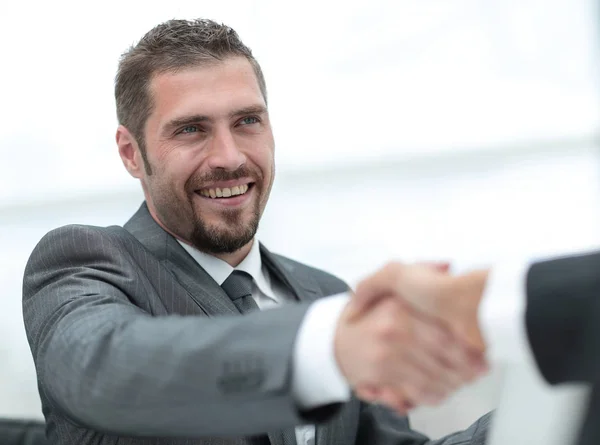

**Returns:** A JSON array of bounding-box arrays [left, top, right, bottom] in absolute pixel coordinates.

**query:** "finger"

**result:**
[[416, 261, 451, 274], [355, 383, 381, 402], [429, 330, 481, 386], [422, 323, 489, 384], [376, 387, 411, 414], [444, 339, 488, 382], [404, 333, 464, 395], [381, 354, 448, 406], [403, 348, 458, 401], [436, 262, 451, 273], [463, 346, 490, 378], [350, 263, 403, 320], [344, 291, 387, 322], [399, 309, 471, 392], [367, 303, 453, 402], [389, 373, 450, 408], [356, 384, 416, 414], [453, 318, 487, 354]]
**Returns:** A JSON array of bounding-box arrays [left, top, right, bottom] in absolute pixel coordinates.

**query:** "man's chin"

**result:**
[[192, 238, 254, 255], [190, 223, 257, 254]]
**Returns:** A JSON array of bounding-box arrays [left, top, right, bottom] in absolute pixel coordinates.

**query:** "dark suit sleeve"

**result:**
[[525, 251, 600, 385], [22, 225, 338, 437]]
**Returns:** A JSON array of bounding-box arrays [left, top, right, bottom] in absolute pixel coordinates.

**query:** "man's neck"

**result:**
[[212, 240, 254, 267]]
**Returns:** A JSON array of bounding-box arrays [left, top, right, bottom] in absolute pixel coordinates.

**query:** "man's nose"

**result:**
[[205, 127, 246, 171]]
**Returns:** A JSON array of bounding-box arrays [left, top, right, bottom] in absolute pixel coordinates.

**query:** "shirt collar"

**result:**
[[178, 241, 233, 285], [177, 239, 274, 299]]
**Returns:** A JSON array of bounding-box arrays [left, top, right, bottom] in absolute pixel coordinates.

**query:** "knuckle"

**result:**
[[401, 383, 425, 403], [383, 261, 397, 272], [375, 318, 397, 341], [393, 319, 412, 342], [368, 346, 390, 374], [384, 261, 403, 277]]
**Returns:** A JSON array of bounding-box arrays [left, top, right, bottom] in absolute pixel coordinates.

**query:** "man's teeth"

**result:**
[[199, 184, 249, 199]]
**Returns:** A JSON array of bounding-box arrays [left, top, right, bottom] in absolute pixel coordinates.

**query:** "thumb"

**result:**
[[346, 263, 403, 321], [417, 260, 451, 274]]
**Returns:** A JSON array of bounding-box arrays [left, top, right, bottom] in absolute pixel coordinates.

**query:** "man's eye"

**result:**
[[240, 116, 259, 125], [179, 126, 199, 134]]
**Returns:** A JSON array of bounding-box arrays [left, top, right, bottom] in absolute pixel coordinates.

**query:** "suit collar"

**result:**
[[124, 203, 322, 312], [177, 241, 234, 286]]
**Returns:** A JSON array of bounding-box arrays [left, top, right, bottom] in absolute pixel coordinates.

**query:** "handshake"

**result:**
[[334, 262, 491, 414]]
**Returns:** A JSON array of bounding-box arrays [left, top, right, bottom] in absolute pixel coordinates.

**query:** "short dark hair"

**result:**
[[114, 19, 267, 173]]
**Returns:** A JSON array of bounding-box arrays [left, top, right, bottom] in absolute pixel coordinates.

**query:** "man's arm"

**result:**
[[354, 250, 600, 386], [525, 251, 600, 385], [23, 225, 476, 437], [23, 226, 323, 437]]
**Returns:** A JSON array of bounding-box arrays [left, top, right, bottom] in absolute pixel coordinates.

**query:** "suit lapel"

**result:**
[[164, 249, 238, 316], [259, 245, 320, 303], [315, 407, 353, 445], [123, 202, 238, 316]]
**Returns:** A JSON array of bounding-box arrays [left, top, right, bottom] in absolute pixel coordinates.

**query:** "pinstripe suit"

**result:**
[[22, 203, 491, 445]]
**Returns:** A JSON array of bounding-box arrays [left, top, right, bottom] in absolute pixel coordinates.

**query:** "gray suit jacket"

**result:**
[[22, 203, 491, 445]]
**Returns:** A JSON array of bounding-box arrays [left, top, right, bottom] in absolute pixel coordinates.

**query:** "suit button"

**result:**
[[218, 369, 265, 394]]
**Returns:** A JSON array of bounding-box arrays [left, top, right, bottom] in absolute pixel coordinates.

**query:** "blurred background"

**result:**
[[1, 0, 599, 441]]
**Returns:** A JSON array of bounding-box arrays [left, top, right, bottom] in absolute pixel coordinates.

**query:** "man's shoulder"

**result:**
[[40, 223, 128, 243], [31, 224, 135, 259], [269, 251, 350, 294]]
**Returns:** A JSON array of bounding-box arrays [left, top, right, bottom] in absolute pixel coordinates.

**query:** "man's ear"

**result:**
[[116, 125, 145, 179]]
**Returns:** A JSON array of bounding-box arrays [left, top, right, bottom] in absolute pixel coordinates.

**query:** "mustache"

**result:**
[[187, 166, 259, 190]]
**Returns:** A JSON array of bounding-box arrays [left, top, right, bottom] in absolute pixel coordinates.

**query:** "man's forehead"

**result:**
[[149, 58, 265, 121], [151, 58, 260, 95]]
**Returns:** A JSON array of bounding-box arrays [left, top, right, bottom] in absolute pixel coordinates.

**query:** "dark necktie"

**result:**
[[221, 270, 270, 445], [221, 270, 260, 314], [221, 270, 298, 445]]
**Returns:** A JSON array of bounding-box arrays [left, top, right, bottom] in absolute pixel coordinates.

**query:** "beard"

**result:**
[[186, 166, 264, 253], [150, 164, 267, 254], [189, 199, 261, 254]]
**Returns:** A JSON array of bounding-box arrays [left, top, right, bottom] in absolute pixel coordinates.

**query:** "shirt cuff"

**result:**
[[292, 293, 352, 409], [479, 261, 534, 364]]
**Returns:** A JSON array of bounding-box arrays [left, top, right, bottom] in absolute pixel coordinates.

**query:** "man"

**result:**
[[22, 19, 489, 445], [353, 253, 600, 443]]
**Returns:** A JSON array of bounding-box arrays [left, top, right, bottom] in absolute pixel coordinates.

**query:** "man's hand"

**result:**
[[333, 292, 486, 414], [352, 262, 490, 352]]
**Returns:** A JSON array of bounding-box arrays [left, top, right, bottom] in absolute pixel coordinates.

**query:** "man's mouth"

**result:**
[[197, 183, 251, 199]]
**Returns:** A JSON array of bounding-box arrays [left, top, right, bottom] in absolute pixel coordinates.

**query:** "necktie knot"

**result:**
[[221, 270, 253, 301], [221, 270, 258, 313]]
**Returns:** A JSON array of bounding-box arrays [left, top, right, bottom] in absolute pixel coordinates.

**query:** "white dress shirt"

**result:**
[[478, 261, 532, 364]]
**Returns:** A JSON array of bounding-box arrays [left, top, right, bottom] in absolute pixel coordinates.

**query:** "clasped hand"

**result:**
[[334, 262, 490, 414]]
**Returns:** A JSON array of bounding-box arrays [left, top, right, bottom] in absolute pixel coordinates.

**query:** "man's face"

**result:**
[[132, 57, 275, 254]]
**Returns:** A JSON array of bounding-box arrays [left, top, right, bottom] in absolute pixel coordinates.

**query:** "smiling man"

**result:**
[[116, 56, 273, 264], [22, 19, 490, 445]]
